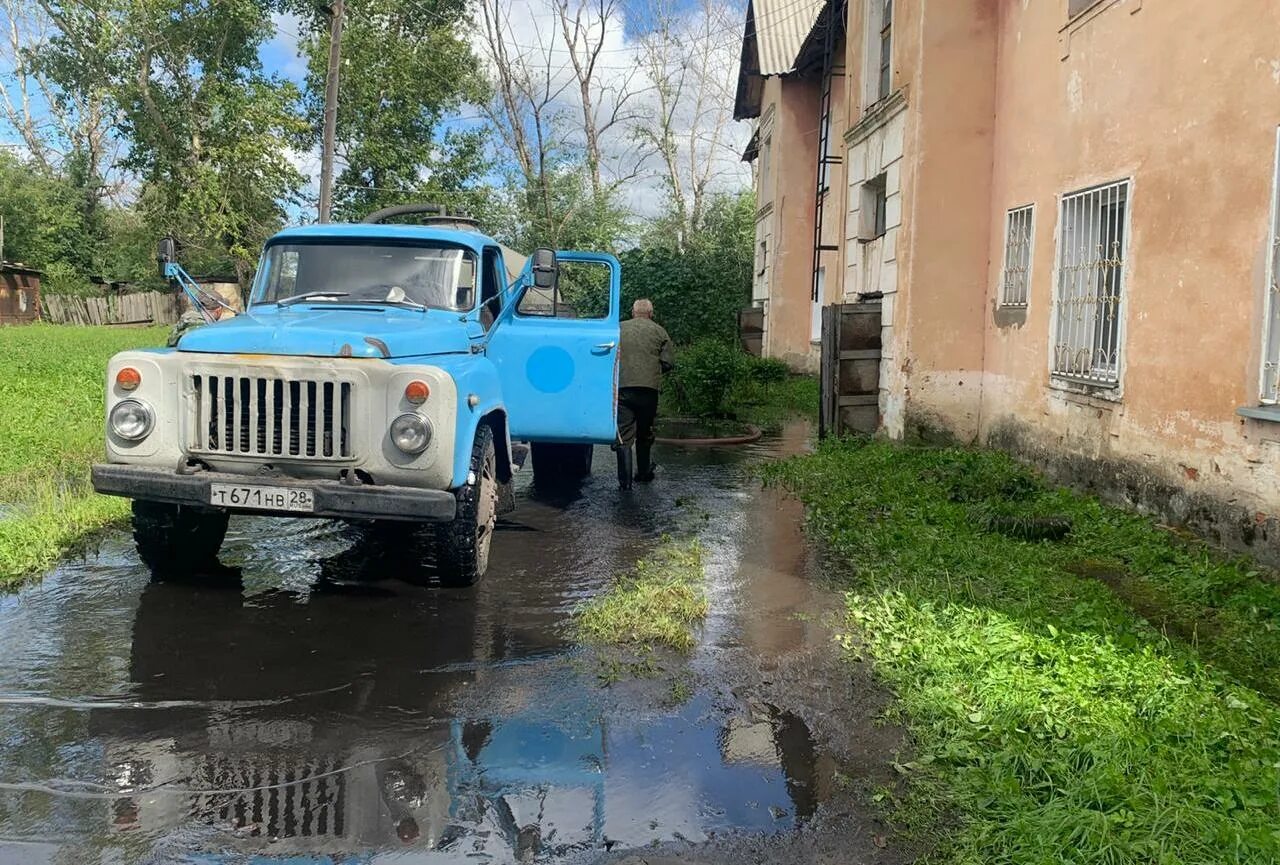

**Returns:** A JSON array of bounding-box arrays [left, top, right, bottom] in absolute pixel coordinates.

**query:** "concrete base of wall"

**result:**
[[986, 418, 1280, 570]]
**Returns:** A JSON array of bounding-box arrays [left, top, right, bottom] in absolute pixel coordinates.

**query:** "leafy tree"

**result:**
[[295, 0, 491, 223], [41, 0, 308, 282], [0, 150, 86, 269], [620, 189, 755, 345]]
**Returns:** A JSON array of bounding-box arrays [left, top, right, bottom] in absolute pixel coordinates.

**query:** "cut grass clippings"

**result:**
[[0, 323, 168, 585], [765, 439, 1280, 864], [577, 537, 708, 651]]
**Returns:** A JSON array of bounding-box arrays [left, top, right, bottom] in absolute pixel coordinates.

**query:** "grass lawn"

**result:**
[[765, 440, 1280, 864], [0, 324, 168, 584]]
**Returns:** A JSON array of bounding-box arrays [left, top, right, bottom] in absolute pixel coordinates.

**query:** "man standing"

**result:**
[[616, 298, 674, 489]]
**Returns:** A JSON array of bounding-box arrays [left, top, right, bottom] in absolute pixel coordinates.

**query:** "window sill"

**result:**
[[845, 89, 908, 147], [1237, 405, 1280, 423], [1049, 376, 1123, 404]]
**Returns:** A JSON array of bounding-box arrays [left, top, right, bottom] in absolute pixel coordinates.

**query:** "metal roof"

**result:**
[[753, 0, 827, 76]]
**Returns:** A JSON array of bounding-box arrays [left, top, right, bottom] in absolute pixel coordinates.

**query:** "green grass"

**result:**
[[576, 538, 709, 650], [764, 439, 1280, 864], [660, 372, 819, 431], [0, 323, 168, 584], [733, 373, 819, 430]]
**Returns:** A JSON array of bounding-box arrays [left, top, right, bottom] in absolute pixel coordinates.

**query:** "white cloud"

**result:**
[[468, 0, 751, 221], [264, 12, 310, 83]]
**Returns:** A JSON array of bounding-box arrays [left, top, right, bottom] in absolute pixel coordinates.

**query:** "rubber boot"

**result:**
[[635, 441, 655, 483], [616, 445, 634, 490]]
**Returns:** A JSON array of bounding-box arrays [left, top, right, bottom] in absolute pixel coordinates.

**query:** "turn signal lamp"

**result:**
[[405, 380, 430, 405], [116, 367, 142, 391]]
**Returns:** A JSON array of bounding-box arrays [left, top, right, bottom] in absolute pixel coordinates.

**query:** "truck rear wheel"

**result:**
[[435, 425, 498, 587], [131, 500, 229, 575], [530, 443, 594, 484]]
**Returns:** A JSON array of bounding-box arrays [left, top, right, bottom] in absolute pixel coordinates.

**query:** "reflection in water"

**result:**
[[0, 428, 841, 864]]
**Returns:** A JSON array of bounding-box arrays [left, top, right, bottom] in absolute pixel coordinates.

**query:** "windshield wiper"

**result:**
[[273, 291, 350, 307], [348, 297, 429, 311]]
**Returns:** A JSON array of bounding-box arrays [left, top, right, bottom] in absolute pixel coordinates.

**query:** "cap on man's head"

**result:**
[[632, 298, 654, 318]]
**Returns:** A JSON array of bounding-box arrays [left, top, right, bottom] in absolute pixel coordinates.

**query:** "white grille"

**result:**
[[190, 754, 347, 839], [1052, 180, 1129, 385], [1000, 205, 1034, 307], [189, 373, 354, 460], [1261, 131, 1280, 403]]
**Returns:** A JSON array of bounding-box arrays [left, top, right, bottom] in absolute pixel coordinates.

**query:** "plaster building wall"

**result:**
[[977, 0, 1280, 559], [842, 0, 997, 439], [755, 75, 822, 370]]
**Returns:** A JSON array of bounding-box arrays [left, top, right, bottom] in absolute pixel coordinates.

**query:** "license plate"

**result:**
[[209, 483, 315, 513]]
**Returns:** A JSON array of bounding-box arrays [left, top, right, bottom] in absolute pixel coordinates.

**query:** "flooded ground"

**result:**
[[0, 422, 910, 865]]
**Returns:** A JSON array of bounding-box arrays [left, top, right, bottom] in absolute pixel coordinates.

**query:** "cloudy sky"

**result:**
[[2, 0, 753, 223]]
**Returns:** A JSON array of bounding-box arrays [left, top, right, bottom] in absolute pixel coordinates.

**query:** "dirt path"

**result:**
[[0, 422, 913, 865]]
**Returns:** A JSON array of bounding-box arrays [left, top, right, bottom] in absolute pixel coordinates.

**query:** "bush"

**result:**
[[746, 356, 789, 384], [669, 340, 747, 418]]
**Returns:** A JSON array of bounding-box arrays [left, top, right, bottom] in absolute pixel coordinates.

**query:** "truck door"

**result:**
[[487, 252, 621, 444]]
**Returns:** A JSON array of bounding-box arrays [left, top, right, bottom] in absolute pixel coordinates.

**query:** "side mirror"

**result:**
[[531, 247, 558, 290], [156, 236, 177, 279]]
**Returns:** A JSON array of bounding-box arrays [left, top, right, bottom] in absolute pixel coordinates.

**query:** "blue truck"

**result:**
[[91, 205, 622, 585]]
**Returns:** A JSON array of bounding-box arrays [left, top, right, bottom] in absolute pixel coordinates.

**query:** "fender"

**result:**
[[434, 355, 512, 488]]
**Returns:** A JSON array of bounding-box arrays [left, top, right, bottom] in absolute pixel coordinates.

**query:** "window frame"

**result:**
[[1068, 0, 1105, 20], [1258, 128, 1280, 404], [878, 0, 894, 102], [999, 204, 1036, 309], [1049, 178, 1133, 389], [858, 174, 889, 241], [862, 0, 894, 111]]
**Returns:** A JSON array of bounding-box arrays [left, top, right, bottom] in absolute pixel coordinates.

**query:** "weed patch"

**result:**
[[0, 324, 167, 584], [576, 538, 708, 651], [765, 439, 1280, 864]]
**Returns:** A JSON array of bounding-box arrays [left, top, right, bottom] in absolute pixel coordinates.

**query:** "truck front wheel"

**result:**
[[131, 500, 229, 575], [435, 425, 498, 587]]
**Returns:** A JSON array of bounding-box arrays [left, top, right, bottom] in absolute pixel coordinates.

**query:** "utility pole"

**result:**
[[317, 0, 345, 223]]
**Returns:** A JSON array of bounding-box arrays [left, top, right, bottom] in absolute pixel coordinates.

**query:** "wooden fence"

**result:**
[[40, 291, 181, 327]]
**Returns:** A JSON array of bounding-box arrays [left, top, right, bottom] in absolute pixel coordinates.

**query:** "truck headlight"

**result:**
[[110, 399, 154, 441], [390, 413, 432, 454]]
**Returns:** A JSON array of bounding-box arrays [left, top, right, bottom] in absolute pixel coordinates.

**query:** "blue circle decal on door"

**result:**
[[526, 346, 575, 393]]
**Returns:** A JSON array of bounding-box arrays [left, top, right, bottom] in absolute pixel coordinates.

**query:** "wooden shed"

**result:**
[[0, 263, 41, 324]]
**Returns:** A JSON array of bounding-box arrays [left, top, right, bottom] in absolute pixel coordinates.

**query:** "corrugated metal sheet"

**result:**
[[754, 0, 827, 76]]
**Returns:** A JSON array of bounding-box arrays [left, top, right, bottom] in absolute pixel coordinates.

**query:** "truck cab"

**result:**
[[92, 207, 622, 585]]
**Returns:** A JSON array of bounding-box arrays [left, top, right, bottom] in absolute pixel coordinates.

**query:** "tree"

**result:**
[[633, 0, 742, 250], [476, 0, 639, 250], [295, 0, 493, 222], [41, 0, 308, 282], [552, 0, 643, 198]]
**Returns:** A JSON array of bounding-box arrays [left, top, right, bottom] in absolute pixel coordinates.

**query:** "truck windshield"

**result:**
[[252, 241, 477, 311]]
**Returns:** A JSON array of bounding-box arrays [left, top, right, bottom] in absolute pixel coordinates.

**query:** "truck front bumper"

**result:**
[[91, 464, 457, 522]]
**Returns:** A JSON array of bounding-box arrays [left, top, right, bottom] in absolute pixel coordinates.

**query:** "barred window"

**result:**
[[1052, 180, 1129, 386], [1000, 205, 1034, 307], [1261, 132, 1280, 403]]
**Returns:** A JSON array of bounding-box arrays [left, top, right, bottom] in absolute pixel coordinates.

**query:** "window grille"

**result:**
[[1000, 205, 1034, 307], [1052, 180, 1129, 385], [1261, 132, 1280, 403]]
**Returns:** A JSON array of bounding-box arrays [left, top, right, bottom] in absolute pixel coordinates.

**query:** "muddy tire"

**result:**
[[131, 500, 229, 575], [436, 425, 498, 587], [530, 442, 594, 484]]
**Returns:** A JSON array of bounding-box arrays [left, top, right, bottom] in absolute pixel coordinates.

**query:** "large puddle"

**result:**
[[0, 423, 901, 864]]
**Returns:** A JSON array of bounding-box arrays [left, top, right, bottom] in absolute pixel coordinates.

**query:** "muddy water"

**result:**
[[0, 422, 907, 865]]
